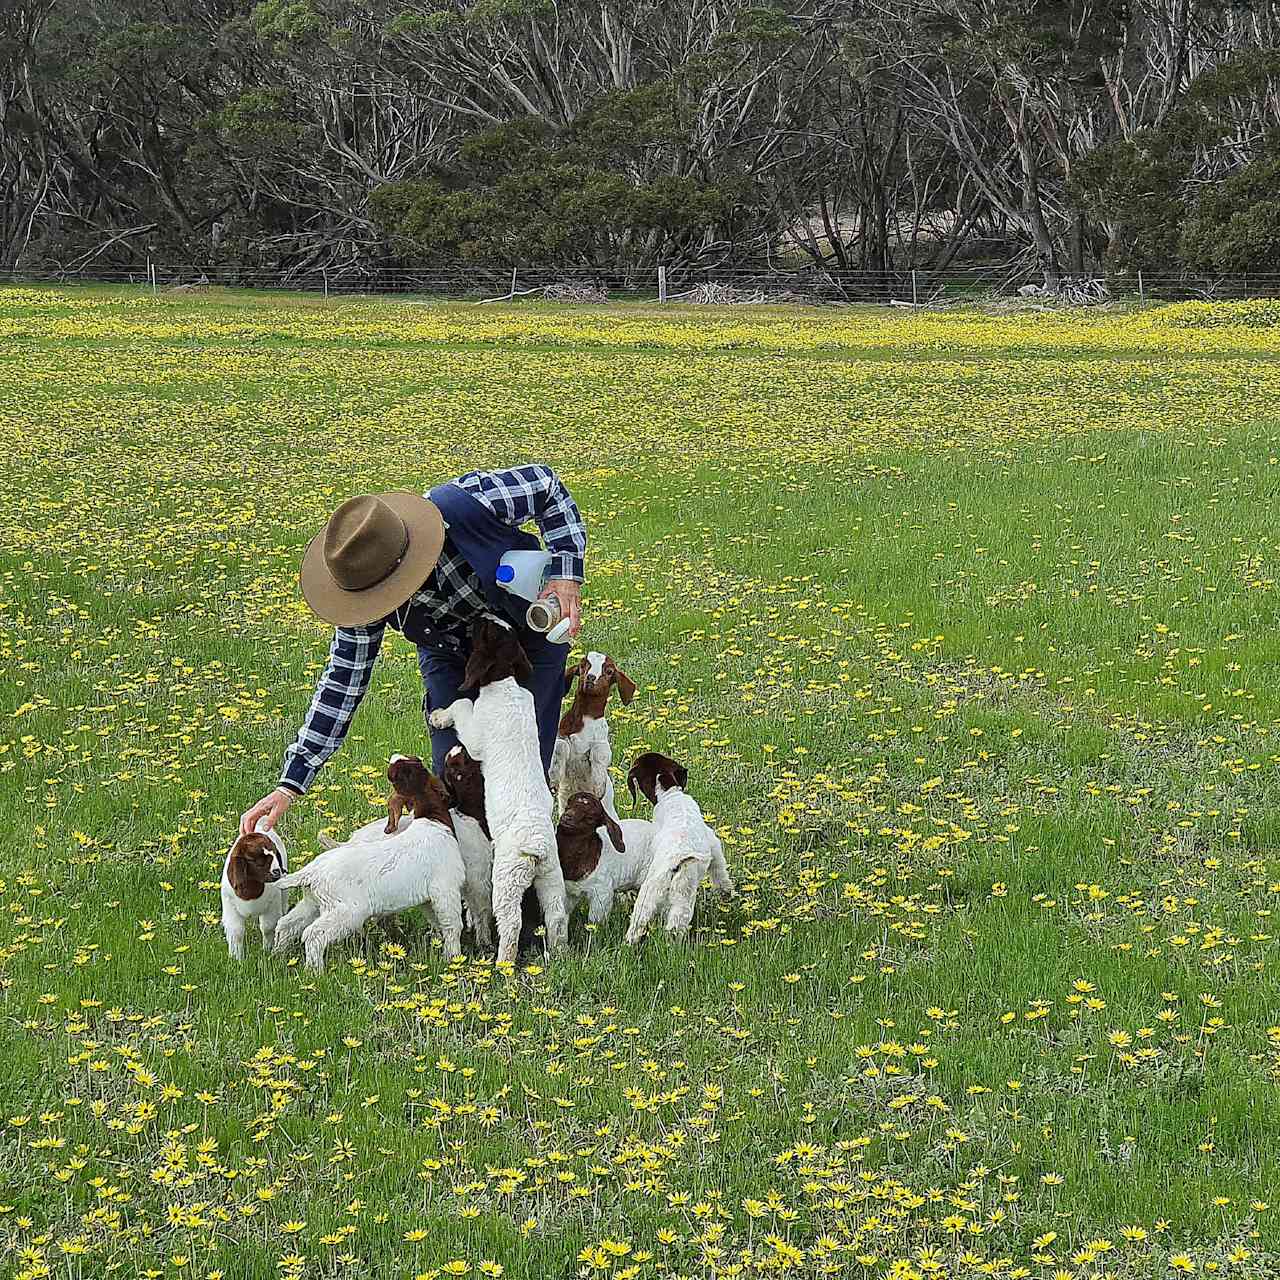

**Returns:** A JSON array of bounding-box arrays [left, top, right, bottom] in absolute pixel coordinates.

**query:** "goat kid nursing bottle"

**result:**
[[495, 550, 573, 643]]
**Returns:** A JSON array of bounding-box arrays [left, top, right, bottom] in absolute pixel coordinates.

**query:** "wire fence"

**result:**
[[6, 262, 1280, 304]]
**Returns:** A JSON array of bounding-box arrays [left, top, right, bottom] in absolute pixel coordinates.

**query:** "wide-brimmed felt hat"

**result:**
[[300, 492, 445, 626]]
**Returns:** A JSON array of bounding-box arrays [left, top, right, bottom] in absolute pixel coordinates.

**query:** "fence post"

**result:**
[[509, 265, 517, 301], [323, 269, 329, 300], [911, 268, 918, 305], [148, 259, 157, 296], [1137, 269, 1144, 302], [658, 264, 667, 303]]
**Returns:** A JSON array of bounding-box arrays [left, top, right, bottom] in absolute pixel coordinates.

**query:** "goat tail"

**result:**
[[661, 854, 702, 893], [273, 868, 313, 893], [317, 832, 340, 851]]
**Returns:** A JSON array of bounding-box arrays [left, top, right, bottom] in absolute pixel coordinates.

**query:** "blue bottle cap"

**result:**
[[495, 564, 515, 584]]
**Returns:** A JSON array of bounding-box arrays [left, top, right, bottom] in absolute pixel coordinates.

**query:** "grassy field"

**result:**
[[2, 286, 1280, 1280]]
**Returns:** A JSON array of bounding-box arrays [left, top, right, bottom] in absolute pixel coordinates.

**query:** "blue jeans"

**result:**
[[417, 635, 565, 776]]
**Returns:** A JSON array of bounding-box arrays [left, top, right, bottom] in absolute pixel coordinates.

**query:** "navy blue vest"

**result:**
[[383, 483, 547, 653]]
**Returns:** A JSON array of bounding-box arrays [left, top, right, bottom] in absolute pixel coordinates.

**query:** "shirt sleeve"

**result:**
[[455, 464, 587, 581], [278, 623, 386, 795]]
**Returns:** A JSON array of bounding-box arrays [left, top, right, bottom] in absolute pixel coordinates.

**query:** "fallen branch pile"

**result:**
[[673, 283, 767, 304], [543, 282, 609, 303]]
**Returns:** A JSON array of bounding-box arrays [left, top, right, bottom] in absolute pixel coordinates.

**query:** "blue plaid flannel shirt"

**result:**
[[277, 465, 586, 795]]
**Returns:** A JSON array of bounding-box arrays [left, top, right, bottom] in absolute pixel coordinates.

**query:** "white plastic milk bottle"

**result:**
[[495, 550, 573, 643]]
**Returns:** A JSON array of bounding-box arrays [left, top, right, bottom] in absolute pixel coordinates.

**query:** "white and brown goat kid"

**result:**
[[320, 751, 496, 952], [428, 618, 567, 963], [272, 764, 465, 969], [623, 752, 735, 943], [551, 652, 636, 821], [221, 824, 288, 959], [326, 753, 454, 846], [556, 792, 656, 927], [441, 743, 497, 951]]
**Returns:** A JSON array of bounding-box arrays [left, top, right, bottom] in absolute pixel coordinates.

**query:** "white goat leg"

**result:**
[[625, 871, 669, 945], [533, 859, 569, 952], [493, 851, 538, 963], [585, 884, 616, 925], [664, 861, 702, 937], [223, 917, 246, 961], [708, 835, 735, 896], [273, 899, 319, 954], [427, 884, 464, 960], [302, 907, 366, 971], [550, 739, 569, 817], [429, 698, 477, 750], [258, 901, 281, 952], [464, 882, 495, 950], [588, 748, 621, 822]]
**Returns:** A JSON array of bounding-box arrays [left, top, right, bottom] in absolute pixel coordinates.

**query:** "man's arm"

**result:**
[[455, 464, 587, 581], [240, 623, 385, 833], [279, 622, 386, 793], [454, 464, 587, 637]]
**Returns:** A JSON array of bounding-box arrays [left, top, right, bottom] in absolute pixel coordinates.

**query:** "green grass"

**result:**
[[1, 285, 1279, 1279]]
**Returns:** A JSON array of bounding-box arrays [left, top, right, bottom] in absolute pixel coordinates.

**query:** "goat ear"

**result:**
[[613, 666, 637, 705], [460, 619, 499, 692], [627, 757, 658, 806], [604, 814, 625, 853], [458, 652, 485, 694], [437, 783, 458, 834], [226, 840, 257, 897], [674, 760, 689, 790], [564, 662, 580, 695], [385, 791, 403, 835]]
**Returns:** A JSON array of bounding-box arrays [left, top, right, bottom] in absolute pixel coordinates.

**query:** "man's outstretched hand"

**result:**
[[240, 787, 294, 835], [541, 578, 582, 639]]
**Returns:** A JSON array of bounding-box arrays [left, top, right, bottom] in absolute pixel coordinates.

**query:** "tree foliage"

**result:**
[[371, 87, 742, 265], [3, 0, 1280, 275], [1181, 149, 1280, 273]]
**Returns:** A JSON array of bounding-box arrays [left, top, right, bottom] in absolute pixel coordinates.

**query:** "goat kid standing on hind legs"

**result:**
[[239, 466, 587, 948], [429, 618, 567, 964]]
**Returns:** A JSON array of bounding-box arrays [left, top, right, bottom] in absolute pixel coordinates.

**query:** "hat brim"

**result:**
[[299, 492, 445, 626]]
